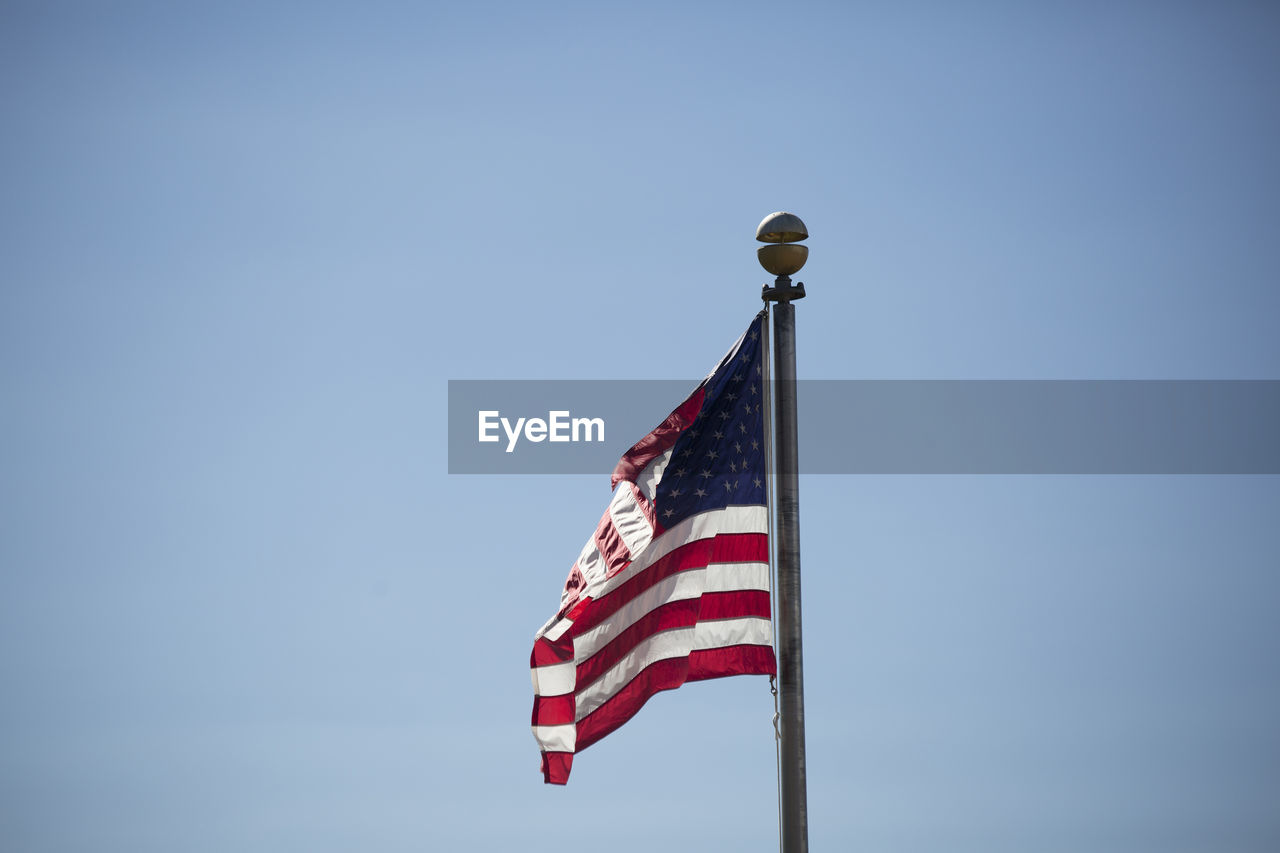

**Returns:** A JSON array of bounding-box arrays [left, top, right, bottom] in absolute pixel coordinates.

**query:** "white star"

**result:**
[[707, 450, 718, 460], [753, 477, 762, 488], [722, 481, 734, 492], [726, 392, 738, 401], [734, 442, 742, 453], [750, 383, 757, 395], [738, 423, 747, 434], [751, 439, 760, 450], [669, 488, 683, 498], [713, 430, 724, 440], [729, 461, 738, 473], [749, 329, 758, 341], [719, 410, 731, 421], [674, 467, 687, 478], [663, 508, 674, 518], [682, 448, 694, 458], [695, 487, 708, 498], [700, 469, 713, 479]]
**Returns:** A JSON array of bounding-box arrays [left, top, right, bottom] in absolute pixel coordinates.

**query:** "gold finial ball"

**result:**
[[756, 211, 808, 276], [758, 243, 808, 276], [755, 211, 808, 244]]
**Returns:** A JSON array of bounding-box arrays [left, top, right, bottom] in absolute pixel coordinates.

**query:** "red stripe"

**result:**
[[556, 563, 587, 618], [704, 532, 768, 564], [611, 387, 705, 489], [564, 594, 594, 624], [531, 633, 573, 668], [531, 693, 575, 727], [687, 643, 776, 681], [541, 751, 573, 785], [697, 589, 771, 621], [593, 508, 631, 578]]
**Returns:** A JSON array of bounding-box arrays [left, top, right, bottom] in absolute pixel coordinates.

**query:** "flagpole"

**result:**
[[757, 212, 809, 853]]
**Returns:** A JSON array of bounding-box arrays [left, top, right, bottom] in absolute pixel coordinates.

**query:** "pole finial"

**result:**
[[758, 212, 808, 302]]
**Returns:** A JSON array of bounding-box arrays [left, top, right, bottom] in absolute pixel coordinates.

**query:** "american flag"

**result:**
[[530, 312, 776, 784]]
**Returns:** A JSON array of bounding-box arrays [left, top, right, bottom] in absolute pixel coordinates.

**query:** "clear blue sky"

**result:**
[[2, 2, 1278, 851]]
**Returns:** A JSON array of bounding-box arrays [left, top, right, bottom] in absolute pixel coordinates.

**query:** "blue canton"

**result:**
[[653, 313, 767, 528]]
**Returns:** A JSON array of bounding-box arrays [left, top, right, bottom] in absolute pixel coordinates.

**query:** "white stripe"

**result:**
[[692, 614, 773, 650], [608, 484, 653, 558], [589, 504, 768, 600], [575, 616, 773, 721], [575, 538, 605, 587], [530, 661, 575, 697], [545, 619, 573, 642], [705, 561, 770, 593], [635, 447, 673, 501], [531, 724, 576, 753], [574, 562, 770, 662], [535, 615, 573, 643]]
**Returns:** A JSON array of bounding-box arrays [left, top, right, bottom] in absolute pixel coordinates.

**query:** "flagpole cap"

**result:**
[[755, 211, 808, 244]]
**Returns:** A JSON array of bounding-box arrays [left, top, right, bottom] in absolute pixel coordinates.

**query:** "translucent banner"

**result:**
[[448, 380, 1280, 474]]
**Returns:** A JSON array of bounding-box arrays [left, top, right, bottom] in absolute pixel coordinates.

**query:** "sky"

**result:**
[[2, 2, 1278, 851]]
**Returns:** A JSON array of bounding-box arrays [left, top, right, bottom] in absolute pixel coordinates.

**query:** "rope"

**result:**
[[761, 305, 783, 853], [771, 675, 782, 853]]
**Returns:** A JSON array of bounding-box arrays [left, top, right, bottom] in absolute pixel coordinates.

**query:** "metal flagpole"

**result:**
[[757, 212, 809, 853]]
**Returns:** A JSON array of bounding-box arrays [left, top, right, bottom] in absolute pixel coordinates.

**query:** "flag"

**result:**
[[530, 312, 776, 784]]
